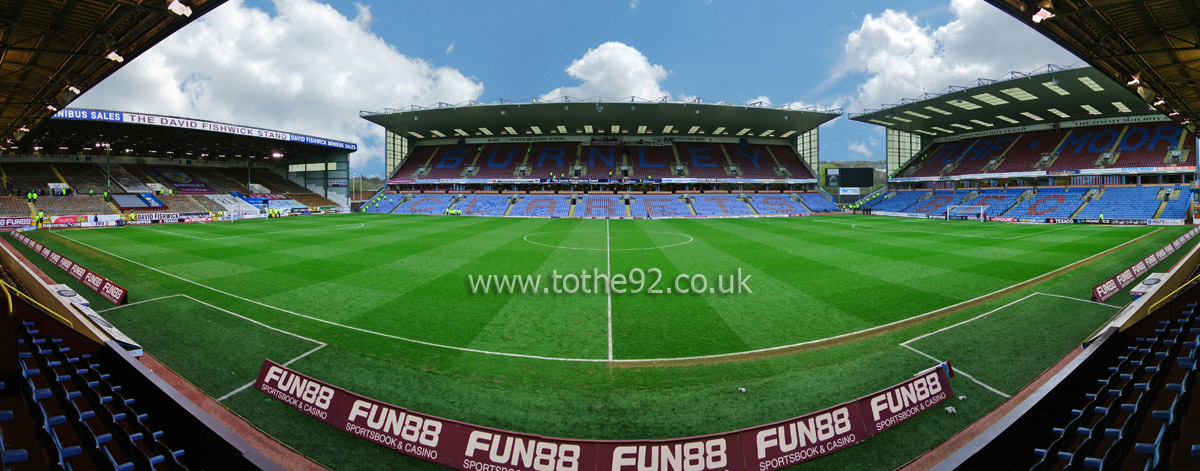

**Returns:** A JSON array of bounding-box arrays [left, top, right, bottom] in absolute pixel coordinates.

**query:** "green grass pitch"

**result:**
[[10, 213, 1195, 470]]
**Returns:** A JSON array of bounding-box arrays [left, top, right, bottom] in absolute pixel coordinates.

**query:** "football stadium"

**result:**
[[2, 1, 1200, 471]]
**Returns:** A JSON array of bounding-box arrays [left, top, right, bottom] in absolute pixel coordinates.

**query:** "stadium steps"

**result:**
[[671, 144, 684, 167], [624, 200, 632, 218], [0, 163, 8, 188], [503, 197, 515, 216], [1000, 189, 1039, 216], [1154, 199, 1169, 219], [743, 197, 759, 215], [48, 164, 69, 186], [763, 146, 788, 177], [793, 195, 813, 213], [1069, 188, 1104, 218], [686, 199, 697, 216]]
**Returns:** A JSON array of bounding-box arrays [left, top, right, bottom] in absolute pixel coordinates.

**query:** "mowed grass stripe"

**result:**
[[609, 220, 751, 359], [464, 219, 610, 359], [644, 219, 878, 348]]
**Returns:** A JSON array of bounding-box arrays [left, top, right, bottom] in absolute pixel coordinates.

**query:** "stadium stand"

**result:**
[[57, 164, 111, 194], [1074, 187, 1163, 219], [3, 163, 63, 194], [577, 195, 624, 218], [750, 194, 808, 215], [691, 195, 755, 216], [726, 143, 778, 179], [1162, 190, 1193, 220], [111, 193, 166, 210], [798, 193, 839, 212], [1006, 187, 1090, 218], [906, 189, 971, 214], [510, 196, 571, 217], [394, 194, 456, 215], [389, 141, 819, 183], [867, 190, 926, 212], [200, 168, 250, 194], [899, 123, 1195, 177], [677, 143, 731, 179], [34, 195, 117, 215], [286, 193, 337, 208], [768, 145, 816, 180], [363, 194, 405, 213], [158, 194, 209, 213], [954, 188, 1023, 216], [457, 195, 511, 216], [626, 146, 675, 180], [635, 195, 691, 217], [0, 196, 30, 215]]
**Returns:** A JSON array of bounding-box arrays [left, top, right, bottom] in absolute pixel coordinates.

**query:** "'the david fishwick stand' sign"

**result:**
[[254, 359, 954, 470]]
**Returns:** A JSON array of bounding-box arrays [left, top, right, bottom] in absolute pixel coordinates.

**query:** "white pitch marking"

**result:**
[[606, 219, 613, 361], [105, 293, 327, 402], [811, 218, 1082, 240], [48, 225, 1153, 364], [522, 229, 693, 251], [900, 292, 1122, 398]]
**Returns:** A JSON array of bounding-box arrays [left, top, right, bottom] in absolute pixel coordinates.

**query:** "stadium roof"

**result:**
[[13, 108, 355, 161], [361, 98, 841, 140], [849, 65, 1160, 138], [985, 0, 1200, 133], [0, 0, 224, 146]]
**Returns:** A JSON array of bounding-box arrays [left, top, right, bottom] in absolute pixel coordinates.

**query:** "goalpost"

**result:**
[[945, 205, 988, 222]]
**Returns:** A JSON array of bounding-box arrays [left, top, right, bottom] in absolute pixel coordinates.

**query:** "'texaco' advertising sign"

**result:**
[[255, 360, 954, 470]]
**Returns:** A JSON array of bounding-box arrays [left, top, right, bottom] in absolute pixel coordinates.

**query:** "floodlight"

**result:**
[[167, 0, 193, 17], [106, 51, 124, 63]]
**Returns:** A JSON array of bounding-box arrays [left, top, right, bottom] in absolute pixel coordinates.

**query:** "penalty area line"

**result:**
[[900, 292, 1122, 399]]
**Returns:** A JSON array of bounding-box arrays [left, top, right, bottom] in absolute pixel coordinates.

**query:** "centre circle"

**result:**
[[523, 230, 694, 251]]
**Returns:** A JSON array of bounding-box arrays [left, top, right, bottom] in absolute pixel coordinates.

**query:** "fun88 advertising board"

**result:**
[[255, 360, 954, 470]]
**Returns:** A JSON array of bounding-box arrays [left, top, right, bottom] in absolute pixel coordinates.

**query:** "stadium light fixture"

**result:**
[[1078, 77, 1104, 91], [687, 126, 699, 134], [18, 126, 28, 132], [780, 131, 796, 138], [611, 125, 620, 133], [1152, 98, 1166, 107], [1182, 119, 1191, 125], [1031, 0, 1054, 23], [478, 127, 492, 136], [1169, 110, 1180, 117], [106, 51, 124, 63], [503, 126, 516, 134], [713, 126, 726, 134], [584, 125, 593, 133], [662, 125, 673, 133], [556, 125, 567, 133], [637, 125, 647, 134], [68, 86, 82, 94], [530, 126, 542, 134], [1127, 74, 1140, 87], [167, 0, 193, 16], [1113, 102, 1132, 113], [46, 105, 57, 112], [736, 128, 751, 136]]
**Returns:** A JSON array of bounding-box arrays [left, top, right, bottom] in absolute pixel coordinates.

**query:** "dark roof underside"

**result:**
[[0, 0, 225, 144], [985, 0, 1200, 133], [850, 66, 1159, 138], [362, 102, 839, 140], [20, 116, 346, 160]]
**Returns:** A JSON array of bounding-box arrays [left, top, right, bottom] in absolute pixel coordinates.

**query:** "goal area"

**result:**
[[945, 205, 989, 221]]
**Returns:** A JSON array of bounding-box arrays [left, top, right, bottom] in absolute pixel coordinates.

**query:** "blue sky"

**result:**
[[76, 0, 1078, 176]]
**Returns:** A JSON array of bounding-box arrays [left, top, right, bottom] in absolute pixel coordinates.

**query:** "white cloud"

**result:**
[[73, 0, 483, 172], [542, 42, 669, 100], [445, 42, 455, 54], [629, 0, 639, 9], [837, 0, 1077, 112], [849, 141, 873, 158]]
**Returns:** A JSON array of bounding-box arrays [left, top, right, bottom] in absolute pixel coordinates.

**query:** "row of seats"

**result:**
[[898, 123, 1193, 178], [394, 143, 816, 181], [110, 194, 165, 210], [1029, 303, 1199, 471], [13, 319, 190, 470], [865, 186, 1192, 220], [365, 193, 834, 217]]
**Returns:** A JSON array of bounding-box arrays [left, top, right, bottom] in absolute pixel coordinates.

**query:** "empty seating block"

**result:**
[[750, 195, 808, 215], [393, 195, 456, 215], [457, 195, 511, 216], [691, 195, 755, 216], [1075, 187, 1163, 220], [511, 196, 572, 217], [576, 195, 624, 218], [34, 195, 117, 215], [1006, 188, 1089, 219], [799, 193, 839, 212], [634, 196, 690, 217], [869, 191, 925, 212]]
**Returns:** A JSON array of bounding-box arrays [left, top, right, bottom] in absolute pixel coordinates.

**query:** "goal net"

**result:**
[[945, 205, 988, 221]]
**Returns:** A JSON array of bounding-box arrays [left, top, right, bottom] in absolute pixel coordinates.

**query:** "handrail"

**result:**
[[0, 279, 73, 328], [1147, 271, 1200, 313]]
